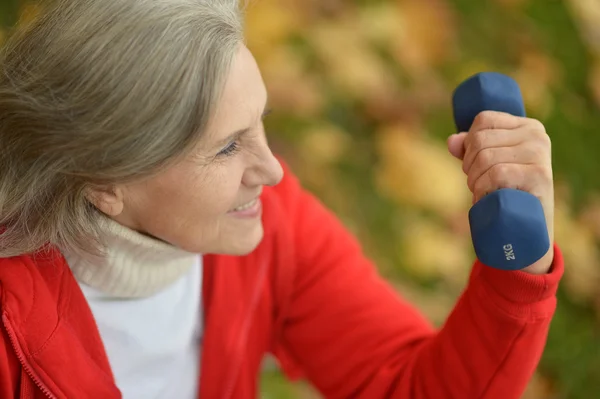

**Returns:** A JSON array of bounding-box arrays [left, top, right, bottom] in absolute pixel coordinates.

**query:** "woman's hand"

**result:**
[[447, 110, 554, 275]]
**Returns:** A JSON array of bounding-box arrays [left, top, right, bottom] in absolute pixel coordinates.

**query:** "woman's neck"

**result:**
[[63, 217, 199, 298]]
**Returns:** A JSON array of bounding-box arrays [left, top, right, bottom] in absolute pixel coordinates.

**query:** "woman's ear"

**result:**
[[86, 186, 125, 217]]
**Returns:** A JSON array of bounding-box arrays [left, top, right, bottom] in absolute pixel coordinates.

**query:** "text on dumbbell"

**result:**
[[503, 244, 516, 261]]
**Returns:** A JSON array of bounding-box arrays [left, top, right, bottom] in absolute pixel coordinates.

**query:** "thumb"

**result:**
[[447, 132, 468, 160]]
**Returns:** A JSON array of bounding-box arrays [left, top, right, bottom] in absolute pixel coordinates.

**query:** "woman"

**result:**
[[0, 0, 563, 398]]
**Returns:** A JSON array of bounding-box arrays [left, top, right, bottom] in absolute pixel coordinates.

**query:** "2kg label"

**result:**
[[503, 244, 515, 261]]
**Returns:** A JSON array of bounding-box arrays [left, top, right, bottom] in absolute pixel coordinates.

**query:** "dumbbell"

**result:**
[[452, 72, 550, 270]]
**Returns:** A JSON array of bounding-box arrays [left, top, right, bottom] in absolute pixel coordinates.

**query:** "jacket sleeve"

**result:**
[[271, 166, 564, 399]]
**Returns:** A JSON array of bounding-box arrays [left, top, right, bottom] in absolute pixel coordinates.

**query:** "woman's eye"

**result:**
[[217, 140, 240, 157]]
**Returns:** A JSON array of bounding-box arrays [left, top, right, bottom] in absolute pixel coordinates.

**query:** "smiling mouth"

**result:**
[[229, 198, 258, 212]]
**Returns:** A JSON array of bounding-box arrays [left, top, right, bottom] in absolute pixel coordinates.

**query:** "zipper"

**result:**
[[2, 313, 57, 399]]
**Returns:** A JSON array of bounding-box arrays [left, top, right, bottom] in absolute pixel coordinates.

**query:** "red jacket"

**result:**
[[0, 163, 564, 399]]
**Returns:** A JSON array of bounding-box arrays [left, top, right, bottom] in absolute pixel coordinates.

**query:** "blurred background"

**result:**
[[2, 0, 600, 398]]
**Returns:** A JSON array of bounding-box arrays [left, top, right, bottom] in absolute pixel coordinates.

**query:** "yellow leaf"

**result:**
[[512, 51, 560, 118], [286, 0, 350, 22], [578, 193, 600, 239], [359, 2, 452, 108], [307, 18, 396, 99], [299, 124, 350, 166], [300, 164, 336, 198], [362, 91, 416, 124], [399, 215, 472, 284], [393, 0, 458, 77], [292, 125, 352, 215], [258, 46, 324, 117], [555, 196, 600, 303], [358, 3, 405, 48], [374, 123, 471, 219], [566, 0, 600, 54], [245, 0, 301, 60]]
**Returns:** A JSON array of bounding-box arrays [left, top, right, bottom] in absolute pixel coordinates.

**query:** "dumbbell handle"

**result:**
[[452, 72, 550, 270]]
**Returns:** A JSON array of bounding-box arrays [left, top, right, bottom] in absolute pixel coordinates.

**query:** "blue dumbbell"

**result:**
[[452, 72, 550, 270]]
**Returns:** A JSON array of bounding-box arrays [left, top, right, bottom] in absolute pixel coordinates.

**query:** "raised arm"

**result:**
[[271, 160, 562, 399]]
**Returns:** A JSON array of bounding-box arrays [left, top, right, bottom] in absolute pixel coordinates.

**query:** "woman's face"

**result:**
[[94, 45, 284, 255]]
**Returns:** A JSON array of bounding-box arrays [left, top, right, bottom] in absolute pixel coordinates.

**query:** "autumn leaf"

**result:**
[[307, 17, 397, 100], [399, 214, 472, 285], [393, 0, 458, 78], [555, 195, 600, 304], [295, 124, 350, 191], [362, 90, 422, 125], [566, 0, 600, 54], [579, 193, 600, 239], [374, 123, 471, 220], [292, 0, 351, 21], [357, 2, 405, 50], [244, 0, 302, 60], [256, 45, 324, 117], [299, 123, 350, 166], [512, 51, 561, 118]]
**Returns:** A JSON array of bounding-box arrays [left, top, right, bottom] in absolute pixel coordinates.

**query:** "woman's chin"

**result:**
[[160, 218, 265, 256], [225, 223, 265, 256], [203, 221, 265, 256]]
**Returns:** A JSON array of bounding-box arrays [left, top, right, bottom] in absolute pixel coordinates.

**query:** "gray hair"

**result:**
[[0, 0, 244, 257]]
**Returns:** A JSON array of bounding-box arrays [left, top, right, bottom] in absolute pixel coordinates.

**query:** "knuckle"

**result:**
[[528, 118, 546, 133], [489, 163, 512, 185], [474, 111, 496, 128], [476, 147, 495, 168], [528, 119, 551, 145], [473, 178, 485, 195], [530, 142, 549, 161], [539, 130, 552, 149], [534, 163, 553, 182], [530, 138, 552, 164], [470, 129, 488, 151], [467, 174, 476, 191], [479, 110, 497, 122]]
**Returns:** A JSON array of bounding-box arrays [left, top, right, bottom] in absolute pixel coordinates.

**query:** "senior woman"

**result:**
[[0, 0, 563, 398]]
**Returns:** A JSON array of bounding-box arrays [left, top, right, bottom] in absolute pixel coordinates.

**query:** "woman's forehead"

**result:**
[[202, 46, 268, 143]]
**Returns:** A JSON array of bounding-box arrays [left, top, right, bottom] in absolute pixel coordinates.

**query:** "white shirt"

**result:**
[[78, 256, 203, 399]]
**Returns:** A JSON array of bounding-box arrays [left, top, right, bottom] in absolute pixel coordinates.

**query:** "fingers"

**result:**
[[447, 132, 468, 160], [462, 129, 525, 173], [465, 144, 547, 192], [462, 114, 550, 175], [472, 163, 552, 203], [453, 111, 553, 205], [469, 110, 528, 132]]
